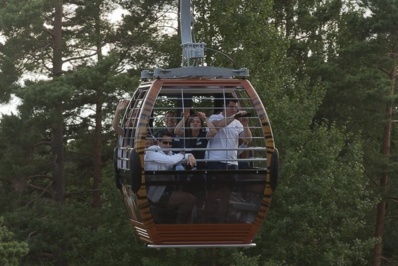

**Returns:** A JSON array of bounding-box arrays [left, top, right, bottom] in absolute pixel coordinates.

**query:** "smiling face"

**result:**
[[165, 111, 177, 128], [188, 116, 203, 130]]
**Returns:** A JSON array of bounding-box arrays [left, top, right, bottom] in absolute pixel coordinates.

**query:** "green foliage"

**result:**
[[139, 247, 261, 266], [260, 126, 377, 265], [0, 217, 29, 266], [2, 170, 145, 266], [194, 0, 275, 69], [230, 251, 261, 266], [318, 2, 398, 262], [245, 40, 378, 263], [0, 113, 53, 211], [0, 0, 397, 265]]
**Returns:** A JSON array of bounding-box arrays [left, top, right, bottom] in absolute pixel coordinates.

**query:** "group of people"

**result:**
[[113, 97, 252, 223]]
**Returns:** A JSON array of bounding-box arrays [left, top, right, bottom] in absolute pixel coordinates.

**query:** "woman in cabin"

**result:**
[[174, 109, 217, 169], [174, 109, 216, 223]]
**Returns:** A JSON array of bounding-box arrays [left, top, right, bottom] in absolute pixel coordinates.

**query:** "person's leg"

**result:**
[[216, 164, 237, 222], [206, 161, 225, 170], [168, 191, 196, 223], [184, 171, 206, 223], [215, 185, 231, 223], [204, 162, 225, 222], [211, 163, 238, 223]]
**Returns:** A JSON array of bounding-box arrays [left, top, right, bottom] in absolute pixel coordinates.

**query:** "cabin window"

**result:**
[[115, 83, 269, 224], [143, 84, 267, 224]]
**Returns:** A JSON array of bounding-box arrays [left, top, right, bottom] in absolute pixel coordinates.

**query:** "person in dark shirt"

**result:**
[[174, 109, 216, 169], [154, 110, 182, 149], [174, 110, 216, 222]]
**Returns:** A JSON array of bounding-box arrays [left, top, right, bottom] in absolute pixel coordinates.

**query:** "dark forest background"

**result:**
[[0, 0, 397, 265]]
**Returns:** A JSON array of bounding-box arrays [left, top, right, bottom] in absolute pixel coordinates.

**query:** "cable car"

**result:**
[[114, 0, 278, 248]]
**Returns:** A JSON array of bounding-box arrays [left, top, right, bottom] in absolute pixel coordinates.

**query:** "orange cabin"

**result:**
[[114, 74, 278, 248]]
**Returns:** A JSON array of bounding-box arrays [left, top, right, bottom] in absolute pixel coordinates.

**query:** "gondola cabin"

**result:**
[[113, 0, 278, 248]]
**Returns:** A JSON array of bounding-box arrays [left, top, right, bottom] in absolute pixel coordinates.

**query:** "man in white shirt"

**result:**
[[145, 131, 197, 223], [204, 96, 252, 223], [207, 97, 252, 169]]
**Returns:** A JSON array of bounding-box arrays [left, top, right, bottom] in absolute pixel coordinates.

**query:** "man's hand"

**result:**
[[234, 110, 247, 119], [186, 154, 197, 167]]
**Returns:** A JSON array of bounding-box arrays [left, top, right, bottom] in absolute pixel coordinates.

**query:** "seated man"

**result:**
[[144, 131, 197, 223]]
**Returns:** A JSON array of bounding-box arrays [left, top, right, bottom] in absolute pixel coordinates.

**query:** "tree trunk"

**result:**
[[52, 2, 66, 265], [92, 1, 103, 208], [373, 64, 396, 266], [51, 0, 65, 203], [92, 94, 103, 208]]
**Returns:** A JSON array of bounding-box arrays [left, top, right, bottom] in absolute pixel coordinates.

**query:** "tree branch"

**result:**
[[62, 52, 98, 64]]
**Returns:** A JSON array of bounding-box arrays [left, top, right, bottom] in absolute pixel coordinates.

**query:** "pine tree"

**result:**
[[314, 1, 398, 264], [0, 217, 29, 266]]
